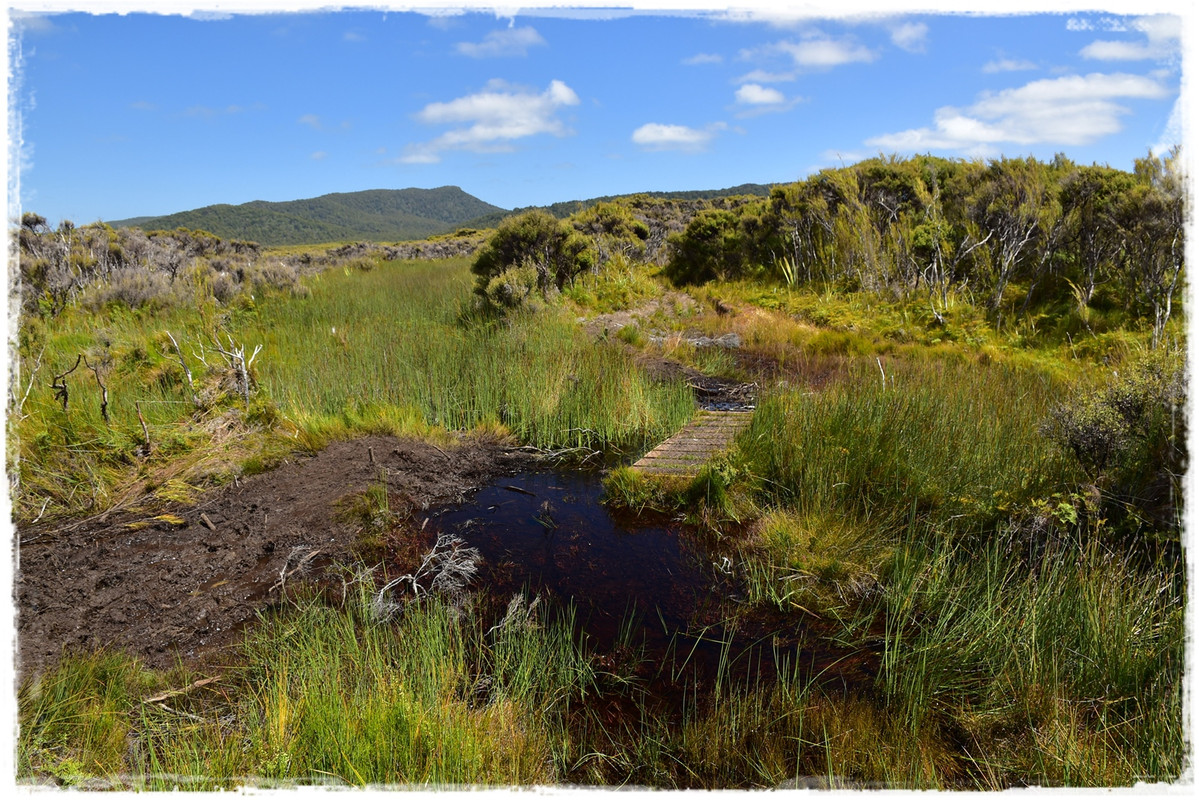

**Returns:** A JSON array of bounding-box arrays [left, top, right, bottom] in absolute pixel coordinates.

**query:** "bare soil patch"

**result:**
[[14, 436, 534, 677]]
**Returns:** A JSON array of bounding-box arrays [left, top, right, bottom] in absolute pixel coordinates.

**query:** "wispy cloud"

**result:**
[[298, 114, 322, 129], [402, 79, 579, 164], [11, 11, 57, 36], [631, 122, 726, 152], [184, 104, 254, 119], [735, 69, 796, 84], [890, 22, 928, 54], [456, 26, 546, 58], [982, 58, 1038, 74], [1079, 14, 1180, 62], [744, 32, 877, 70], [310, 151, 327, 160], [1153, 96, 1182, 156], [821, 149, 869, 167], [866, 72, 1170, 154], [683, 52, 723, 66]]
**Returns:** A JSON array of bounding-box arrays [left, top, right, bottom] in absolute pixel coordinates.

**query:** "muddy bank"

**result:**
[[14, 436, 533, 676]]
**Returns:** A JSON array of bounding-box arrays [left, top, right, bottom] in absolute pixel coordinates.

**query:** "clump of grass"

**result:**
[[871, 527, 1185, 786], [18, 651, 165, 787], [19, 583, 597, 788], [615, 323, 647, 348], [738, 508, 888, 616], [737, 358, 1077, 539], [243, 258, 693, 455]]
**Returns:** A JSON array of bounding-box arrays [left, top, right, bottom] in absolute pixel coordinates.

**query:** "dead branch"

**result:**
[[81, 354, 109, 424], [135, 401, 151, 455], [210, 334, 263, 410], [51, 354, 82, 412], [372, 534, 481, 621], [143, 675, 222, 704], [165, 331, 199, 408], [14, 343, 47, 419], [271, 547, 321, 593]]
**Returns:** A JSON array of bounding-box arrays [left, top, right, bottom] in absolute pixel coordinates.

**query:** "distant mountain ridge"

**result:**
[[111, 182, 778, 247], [111, 186, 507, 247], [466, 183, 777, 229]]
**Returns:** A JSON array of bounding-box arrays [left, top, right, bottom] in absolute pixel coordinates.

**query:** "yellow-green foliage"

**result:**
[[244, 258, 692, 454], [11, 256, 692, 521]]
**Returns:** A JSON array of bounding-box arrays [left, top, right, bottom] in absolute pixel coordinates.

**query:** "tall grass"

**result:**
[[243, 258, 692, 453], [874, 527, 1185, 785], [11, 257, 692, 519], [723, 354, 1185, 786], [19, 587, 596, 788], [738, 358, 1078, 537]]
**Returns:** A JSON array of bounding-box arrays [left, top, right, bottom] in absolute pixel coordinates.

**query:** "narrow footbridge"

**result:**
[[632, 410, 753, 478]]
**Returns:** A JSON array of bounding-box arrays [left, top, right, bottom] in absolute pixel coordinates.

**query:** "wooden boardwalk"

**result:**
[[631, 410, 753, 478]]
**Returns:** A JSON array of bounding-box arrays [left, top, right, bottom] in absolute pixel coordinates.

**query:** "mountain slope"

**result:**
[[464, 183, 776, 228], [110, 187, 506, 246]]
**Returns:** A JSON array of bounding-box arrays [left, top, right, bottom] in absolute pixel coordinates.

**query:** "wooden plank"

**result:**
[[631, 410, 753, 478]]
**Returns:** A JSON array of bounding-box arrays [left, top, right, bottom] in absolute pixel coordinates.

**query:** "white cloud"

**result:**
[[735, 84, 786, 105], [402, 79, 579, 164], [10, 11, 57, 36], [310, 151, 327, 161], [683, 53, 724, 66], [1080, 13, 1180, 62], [736, 69, 796, 84], [1153, 96, 1182, 157], [456, 26, 546, 58], [632, 122, 725, 152], [733, 83, 798, 117], [982, 58, 1038, 74], [890, 22, 928, 54], [298, 114, 321, 129], [747, 33, 877, 70], [866, 72, 1171, 153]]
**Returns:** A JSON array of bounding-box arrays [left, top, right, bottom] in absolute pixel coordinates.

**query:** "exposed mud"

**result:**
[[14, 436, 534, 677]]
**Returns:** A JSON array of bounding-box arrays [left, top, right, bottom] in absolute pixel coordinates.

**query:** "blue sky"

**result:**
[[5, 2, 1189, 226]]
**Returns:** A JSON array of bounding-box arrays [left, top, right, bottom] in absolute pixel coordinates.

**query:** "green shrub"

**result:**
[[1044, 346, 1186, 537], [472, 211, 595, 306]]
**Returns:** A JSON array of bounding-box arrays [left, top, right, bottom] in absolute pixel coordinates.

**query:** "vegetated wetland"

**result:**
[[11, 152, 1188, 789]]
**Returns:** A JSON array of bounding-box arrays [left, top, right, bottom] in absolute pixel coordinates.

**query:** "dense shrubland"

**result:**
[[658, 150, 1185, 345]]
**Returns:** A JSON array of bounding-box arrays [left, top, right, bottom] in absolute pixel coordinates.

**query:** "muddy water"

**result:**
[[422, 469, 850, 694]]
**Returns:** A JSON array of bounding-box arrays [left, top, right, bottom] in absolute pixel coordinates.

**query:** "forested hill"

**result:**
[[465, 183, 775, 229], [110, 183, 776, 246], [110, 187, 506, 246]]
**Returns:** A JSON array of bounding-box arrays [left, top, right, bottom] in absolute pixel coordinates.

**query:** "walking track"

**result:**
[[631, 410, 753, 478]]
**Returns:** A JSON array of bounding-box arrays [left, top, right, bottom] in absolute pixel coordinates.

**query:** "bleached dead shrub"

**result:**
[[245, 260, 300, 293], [83, 268, 175, 310], [371, 534, 482, 622]]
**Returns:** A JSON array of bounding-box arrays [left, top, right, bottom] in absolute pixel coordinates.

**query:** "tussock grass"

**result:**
[[11, 257, 691, 520], [872, 528, 1185, 786], [19, 587, 596, 788], [243, 258, 692, 454], [738, 358, 1076, 538]]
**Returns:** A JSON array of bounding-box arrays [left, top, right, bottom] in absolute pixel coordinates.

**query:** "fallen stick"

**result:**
[[143, 675, 222, 704]]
